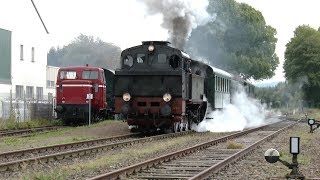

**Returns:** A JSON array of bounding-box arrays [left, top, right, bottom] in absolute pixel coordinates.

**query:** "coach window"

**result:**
[[222, 78, 224, 92], [222, 78, 225, 92], [226, 80, 229, 92], [221, 78, 223, 92], [217, 77, 219, 91], [215, 76, 218, 91], [217, 77, 220, 91], [82, 71, 99, 79], [224, 79, 228, 92], [137, 54, 145, 63], [214, 76, 218, 91], [227, 79, 229, 92], [219, 77, 222, 92]]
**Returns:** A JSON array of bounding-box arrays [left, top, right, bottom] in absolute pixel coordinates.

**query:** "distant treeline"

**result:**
[[47, 34, 121, 69]]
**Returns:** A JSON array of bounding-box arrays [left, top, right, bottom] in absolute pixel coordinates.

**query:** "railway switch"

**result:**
[[307, 118, 320, 133], [264, 137, 305, 179]]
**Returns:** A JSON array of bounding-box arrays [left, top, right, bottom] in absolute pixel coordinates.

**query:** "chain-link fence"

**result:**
[[0, 91, 56, 121]]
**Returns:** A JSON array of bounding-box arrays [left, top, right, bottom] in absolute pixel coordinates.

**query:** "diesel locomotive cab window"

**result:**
[[123, 55, 133, 67], [82, 71, 98, 79], [137, 54, 145, 63], [60, 71, 77, 79]]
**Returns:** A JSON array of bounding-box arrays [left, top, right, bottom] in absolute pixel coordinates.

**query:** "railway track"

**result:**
[[0, 130, 194, 172], [0, 126, 62, 138], [89, 120, 298, 180]]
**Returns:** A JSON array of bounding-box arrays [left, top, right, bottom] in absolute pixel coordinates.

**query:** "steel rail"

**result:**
[[88, 123, 274, 180], [0, 131, 193, 172], [0, 126, 62, 138], [0, 133, 136, 161], [189, 121, 298, 179]]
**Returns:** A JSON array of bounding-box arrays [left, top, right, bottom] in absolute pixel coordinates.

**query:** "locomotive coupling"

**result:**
[[121, 104, 130, 115], [160, 104, 172, 116]]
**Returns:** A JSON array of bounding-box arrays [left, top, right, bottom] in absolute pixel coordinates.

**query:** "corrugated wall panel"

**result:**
[[0, 28, 11, 84]]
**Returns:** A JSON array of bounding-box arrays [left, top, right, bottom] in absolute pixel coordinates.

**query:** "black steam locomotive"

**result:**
[[114, 41, 254, 132]]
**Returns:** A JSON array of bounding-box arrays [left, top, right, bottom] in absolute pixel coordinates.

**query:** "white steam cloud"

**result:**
[[138, 0, 214, 49], [193, 85, 277, 132]]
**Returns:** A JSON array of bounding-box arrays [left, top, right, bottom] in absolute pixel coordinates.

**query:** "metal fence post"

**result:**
[[24, 90, 26, 122]]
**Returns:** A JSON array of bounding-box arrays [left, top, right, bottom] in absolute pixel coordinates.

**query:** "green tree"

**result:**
[[187, 0, 279, 80], [255, 82, 304, 109], [284, 25, 320, 107], [47, 34, 121, 69]]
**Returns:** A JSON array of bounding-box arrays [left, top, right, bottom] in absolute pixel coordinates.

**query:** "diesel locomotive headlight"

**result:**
[[148, 45, 154, 52], [123, 93, 131, 102], [163, 93, 172, 102]]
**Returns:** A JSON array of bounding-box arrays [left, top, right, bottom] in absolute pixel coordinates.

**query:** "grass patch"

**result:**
[[23, 171, 66, 180], [286, 108, 320, 120], [278, 125, 314, 165], [0, 118, 63, 131], [226, 141, 243, 149], [0, 120, 121, 148]]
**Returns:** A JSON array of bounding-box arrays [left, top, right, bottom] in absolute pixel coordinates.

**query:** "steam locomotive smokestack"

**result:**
[[139, 0, 213, 49]]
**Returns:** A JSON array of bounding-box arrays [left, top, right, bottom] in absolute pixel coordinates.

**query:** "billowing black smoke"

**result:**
[[138, 0, 213, 49]]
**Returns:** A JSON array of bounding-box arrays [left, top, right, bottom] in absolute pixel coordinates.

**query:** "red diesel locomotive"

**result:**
[[55, 65, 114, 125]]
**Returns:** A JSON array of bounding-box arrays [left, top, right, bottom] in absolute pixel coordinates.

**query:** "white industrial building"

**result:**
[[0, 1, 59, 119]]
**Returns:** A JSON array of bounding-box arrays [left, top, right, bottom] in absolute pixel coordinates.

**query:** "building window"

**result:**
[[51, 81, 55, 87], [36, 87, 43, 100], [20, 45, 24, 60], [16, 85, 24, 99], [26, 86, 34, 99], [46, 80, 55, 88], [31, 47, 35, 62]]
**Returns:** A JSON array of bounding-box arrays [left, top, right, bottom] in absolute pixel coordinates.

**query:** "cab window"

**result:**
[[101, 71, 106, 83], [123, 55, 133, 67], [60, 70, 77, 79], [82, 71, 99, 79], [137, 54, 145, 63]]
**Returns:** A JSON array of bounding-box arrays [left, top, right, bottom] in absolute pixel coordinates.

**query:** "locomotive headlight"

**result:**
[[123, 93, 131, 102], [148, 45, 154, 52], [163, 93, 172, 102]]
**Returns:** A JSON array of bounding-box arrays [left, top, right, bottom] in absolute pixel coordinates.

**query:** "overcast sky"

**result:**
[[1, 0, 320, 83]]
